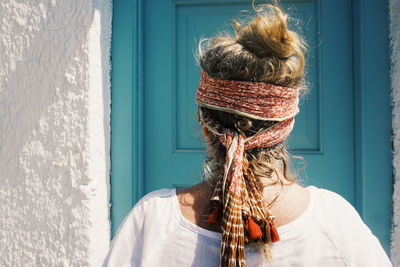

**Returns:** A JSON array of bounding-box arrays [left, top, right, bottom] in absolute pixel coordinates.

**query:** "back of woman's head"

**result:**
[[196, 3, 307, 184], [195, 3, 308, 265]]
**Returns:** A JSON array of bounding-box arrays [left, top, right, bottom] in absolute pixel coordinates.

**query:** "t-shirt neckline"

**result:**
[[172, 185, 316, 241]]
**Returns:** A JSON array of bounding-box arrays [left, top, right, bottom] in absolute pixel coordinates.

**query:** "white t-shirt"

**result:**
[[101, 185, 392, 267]]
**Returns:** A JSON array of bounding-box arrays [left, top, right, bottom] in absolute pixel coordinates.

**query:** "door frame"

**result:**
[[110, 0, 393, 254]]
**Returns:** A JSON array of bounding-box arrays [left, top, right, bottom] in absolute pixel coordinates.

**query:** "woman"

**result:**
[[102, 3, 392, 267]]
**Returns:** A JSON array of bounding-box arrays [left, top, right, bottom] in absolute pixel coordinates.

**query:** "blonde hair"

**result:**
[[196, 3, 308, 263], [197, 2, 308, 188], [197, 3, 307, 87]]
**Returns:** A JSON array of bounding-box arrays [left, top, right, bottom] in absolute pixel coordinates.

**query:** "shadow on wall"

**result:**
[[0, 0, 111, 266]]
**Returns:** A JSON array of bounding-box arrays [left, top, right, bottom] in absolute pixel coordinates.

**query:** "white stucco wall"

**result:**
[[0, 1, 112, 266], [390, 0, 400, 265]]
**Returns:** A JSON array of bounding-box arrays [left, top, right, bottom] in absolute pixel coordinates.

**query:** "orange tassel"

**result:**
[[269, 220, 280, 242], [246, 217, 263, 240], [207, 205, 221, 224]]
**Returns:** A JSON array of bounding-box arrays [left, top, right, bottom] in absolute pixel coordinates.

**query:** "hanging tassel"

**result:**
[[246, 217, 263, 240], [268, 220, 280, 242], [207, 204, 221, 224]]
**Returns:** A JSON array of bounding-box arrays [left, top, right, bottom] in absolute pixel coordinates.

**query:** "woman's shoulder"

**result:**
[[307, 185, 392, 266], [136, 188, 176, 205], [306, 185, 373, 242], [115, 188, 177, 228], [102, 188, 179, 267], [307, 185, 368, 231], [111, 188, 178, 239], [129, 188, 177, 216], [307, 185, 359, 215], [308, 184, 348, 200]]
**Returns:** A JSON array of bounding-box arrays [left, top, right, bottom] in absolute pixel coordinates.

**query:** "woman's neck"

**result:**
[[176, 176, 306, 232]]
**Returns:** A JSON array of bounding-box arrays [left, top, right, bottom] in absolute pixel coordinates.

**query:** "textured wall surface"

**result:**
[[390, 0, 400, 265], [0, 1, 112, 266]]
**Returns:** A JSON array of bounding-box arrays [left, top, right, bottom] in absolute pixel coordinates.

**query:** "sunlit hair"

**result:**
[[196, 2, 308, 187], [195, 3, 308, 262]]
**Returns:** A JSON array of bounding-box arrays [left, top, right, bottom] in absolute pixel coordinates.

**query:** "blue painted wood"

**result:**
[[352, 0, 392, 254], [110, 0, 134, 237], [131, 0, 145, 222], [111, 0, 393, 256], [110, 0, 146, 237]]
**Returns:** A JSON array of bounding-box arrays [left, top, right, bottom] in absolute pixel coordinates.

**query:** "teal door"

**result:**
[[111, 0, 392, 256]]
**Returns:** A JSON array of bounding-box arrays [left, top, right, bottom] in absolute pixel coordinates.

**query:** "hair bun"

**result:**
[[234, 4, 305, 60], [196, 3, 307, 88]]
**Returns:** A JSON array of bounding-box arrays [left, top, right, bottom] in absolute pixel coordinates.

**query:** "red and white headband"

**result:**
[[195, 71, 300, 121]]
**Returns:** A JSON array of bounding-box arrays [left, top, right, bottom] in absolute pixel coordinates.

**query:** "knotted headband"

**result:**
[[195, 71, 300, 267]]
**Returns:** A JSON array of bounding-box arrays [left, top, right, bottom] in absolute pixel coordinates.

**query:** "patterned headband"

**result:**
[[195, 71, 300, 121], [195, 71, 301, 267]]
